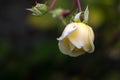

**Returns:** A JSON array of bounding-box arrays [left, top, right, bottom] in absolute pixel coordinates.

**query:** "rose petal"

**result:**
[[57, 23, 78, 40], [68, 23, 89, 49], [58, 38, 72, 55], [58, 38, 85, 57], [69, 41, 75, 51], [88, 27, 95, 53], [70, 47, 86, 56], [81, 25, 94, 53]]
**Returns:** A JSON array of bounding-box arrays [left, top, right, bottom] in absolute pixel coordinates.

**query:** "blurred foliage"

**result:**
[[0, 0, 120, 80], [27, 13, 58, 29]]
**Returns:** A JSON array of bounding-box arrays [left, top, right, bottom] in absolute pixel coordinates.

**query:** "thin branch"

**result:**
[[77, 0, 82, 12], [48, 0, 56, 10], [70, 0, 76, 12]]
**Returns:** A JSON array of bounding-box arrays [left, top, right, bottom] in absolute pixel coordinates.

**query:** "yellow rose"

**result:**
[[57, 22, 95, 57]]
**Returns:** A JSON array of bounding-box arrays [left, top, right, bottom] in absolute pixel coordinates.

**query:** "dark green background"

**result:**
[[0, 0, 120, 80]]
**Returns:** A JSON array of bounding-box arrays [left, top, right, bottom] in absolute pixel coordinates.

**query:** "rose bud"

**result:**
[[57, 22, 94, 57]]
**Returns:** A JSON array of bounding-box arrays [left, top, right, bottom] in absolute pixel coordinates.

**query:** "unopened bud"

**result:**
[[27, 3, 48, 16]]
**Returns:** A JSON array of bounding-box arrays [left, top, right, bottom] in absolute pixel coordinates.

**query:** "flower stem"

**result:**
[[71, 0, 76, 12], [48, 0, 56, 10], [77, 0, 82, 12]]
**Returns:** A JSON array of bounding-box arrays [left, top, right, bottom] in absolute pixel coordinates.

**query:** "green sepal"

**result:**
[[73, 6, 89, 24], [83, 6, 89, 23], [65, 9, 78, 24]]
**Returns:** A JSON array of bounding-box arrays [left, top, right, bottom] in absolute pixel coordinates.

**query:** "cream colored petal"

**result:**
[[68, 23, 89, 49], [58, 38, 72, 55], [58, 38, 85, 57], [82, 26, 94, 53], [70, 47, 86, 57], [69, 41, 75, 51], [87, 27, 95, 53], [68, 42, 85, 57], [69, 52, 85, 57], [89, 27, 94, 41], [57, 23, 78, 40]]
